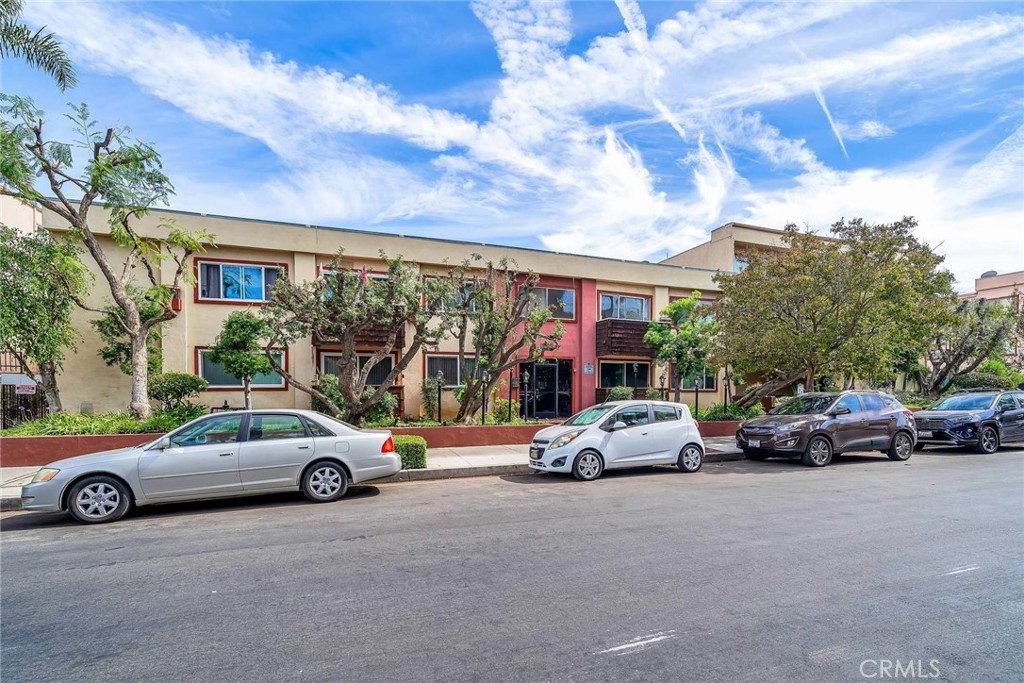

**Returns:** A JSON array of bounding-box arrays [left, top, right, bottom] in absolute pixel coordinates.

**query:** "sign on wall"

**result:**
[[15, 385, 36, 395], [583, 363, 595, 375]]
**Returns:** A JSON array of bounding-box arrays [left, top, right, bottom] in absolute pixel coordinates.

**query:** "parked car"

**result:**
[[20, 409, 402, 524], [528, 400, 705, 481], [914, 390, 1024, 453], [736, 391, 917, 467]]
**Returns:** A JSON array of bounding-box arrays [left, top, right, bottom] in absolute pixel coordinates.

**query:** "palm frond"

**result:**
[[1, 18, 77, 90]]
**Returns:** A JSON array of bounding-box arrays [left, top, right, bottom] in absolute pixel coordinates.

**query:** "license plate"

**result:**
[[917, 431, 932, 439], [748, 439, 760, 448]]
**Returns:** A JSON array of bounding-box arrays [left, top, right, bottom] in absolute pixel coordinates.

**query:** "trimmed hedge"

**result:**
[[0, 404, 207, 436], [394, 435, 427, 470]]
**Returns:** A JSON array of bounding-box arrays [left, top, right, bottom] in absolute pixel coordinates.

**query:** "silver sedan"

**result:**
[[20, 409, 402, 524]]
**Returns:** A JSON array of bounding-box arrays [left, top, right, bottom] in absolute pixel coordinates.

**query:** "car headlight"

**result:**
[[550, 430, 585, 450], [783, 421, 810, 431], [947, 415, 974, 426], [31, 468, 60, 483]]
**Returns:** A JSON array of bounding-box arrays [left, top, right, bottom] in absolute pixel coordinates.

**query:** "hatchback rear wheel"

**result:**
[[677, 445, 703, 473]]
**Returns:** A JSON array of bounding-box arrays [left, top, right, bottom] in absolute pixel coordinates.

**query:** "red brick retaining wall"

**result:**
[[0, 434, 163, 467]]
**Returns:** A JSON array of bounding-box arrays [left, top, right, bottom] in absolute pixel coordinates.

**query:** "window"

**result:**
[[248, 414, 307, 441], [599, 361, 650, 388], [833, 395, 863, 413], [677, 365, 717, 391], [321, 354, 395, 386], [600, 293, 650, 321], [304, 418, 335, 437], [612, 405, 649, 427], [860, 394, 885, 411], [998, 395, 1017, 411], [653, 405, 679, 422], [733, 256, 749, 273], [425, 355, 478, 387], [198, 349, 285, 388], [534, 287, 575, 320], [198, 261, 281, 302], [169, 414, 243, 448]]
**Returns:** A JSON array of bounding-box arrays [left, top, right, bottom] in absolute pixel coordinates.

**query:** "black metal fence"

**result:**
[[1, 384, 47, 429]]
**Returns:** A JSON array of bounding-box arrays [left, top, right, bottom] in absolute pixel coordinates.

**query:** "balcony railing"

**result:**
[[313, 324, 406, 349], [595, 319, 655, 358]]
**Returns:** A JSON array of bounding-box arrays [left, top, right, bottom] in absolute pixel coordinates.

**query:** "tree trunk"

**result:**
[[38, 360, 62, 413], [734, 371, 803, 409], [129, 332, 153, 419], [243, 377, 253, 410]]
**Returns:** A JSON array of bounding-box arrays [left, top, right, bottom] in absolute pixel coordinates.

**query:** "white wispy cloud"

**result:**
[[20, 0, 1024, 284]]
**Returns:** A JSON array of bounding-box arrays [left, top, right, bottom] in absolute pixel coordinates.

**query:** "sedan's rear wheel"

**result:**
[[887, 432, 914, 461], [302, 461, 349, 502], [678, 445, 703, 473], [67, 476, 131, 524], [974, 426, 999, 454], [801, 436, 833, 467], [572, 451, 604, 481]]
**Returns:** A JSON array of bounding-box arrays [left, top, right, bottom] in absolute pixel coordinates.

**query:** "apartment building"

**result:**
[[9, 198, 785, 419]]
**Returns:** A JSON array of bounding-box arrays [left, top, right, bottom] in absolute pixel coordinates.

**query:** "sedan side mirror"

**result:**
[[829, 406, 852, 417]]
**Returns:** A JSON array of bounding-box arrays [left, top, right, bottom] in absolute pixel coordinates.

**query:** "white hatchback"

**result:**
[[528, 401, 706, 481]]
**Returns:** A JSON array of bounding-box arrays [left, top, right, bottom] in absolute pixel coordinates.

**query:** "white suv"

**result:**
[[528, 401, 706, 481]]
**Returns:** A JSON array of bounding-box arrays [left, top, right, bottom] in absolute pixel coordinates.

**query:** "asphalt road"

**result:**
[[2, 448, 1022, 683]]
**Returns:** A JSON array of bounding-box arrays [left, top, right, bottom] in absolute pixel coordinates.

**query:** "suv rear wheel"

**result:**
[[887, 432, 914, 461]]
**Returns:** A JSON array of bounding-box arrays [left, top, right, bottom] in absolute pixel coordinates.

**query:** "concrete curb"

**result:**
[[0, 449, 745, 512]]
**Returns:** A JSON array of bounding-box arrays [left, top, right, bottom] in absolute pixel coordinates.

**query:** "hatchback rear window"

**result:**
[[653, 405, 679, 422]]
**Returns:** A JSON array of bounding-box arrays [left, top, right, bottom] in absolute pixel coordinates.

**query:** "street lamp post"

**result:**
[[659, 373, 667, 401], [507, 368, 514, 423], [694, 375, 702, 417], [481, 371, 491, 425], [522, 370, 531, 419], [631, 362, 639, 396], [435, 370, 444, 424]]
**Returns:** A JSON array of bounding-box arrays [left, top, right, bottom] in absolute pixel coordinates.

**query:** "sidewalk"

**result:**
[[0, 437, 742, 511]]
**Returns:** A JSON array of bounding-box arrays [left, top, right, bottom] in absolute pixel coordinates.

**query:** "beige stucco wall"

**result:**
[[962, 271, 1023, 305], [0, 196, 42, 235]]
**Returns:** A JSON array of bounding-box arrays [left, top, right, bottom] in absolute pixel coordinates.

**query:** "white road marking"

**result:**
[[595, 631, 676, 655], [944, 565, 980, 576]]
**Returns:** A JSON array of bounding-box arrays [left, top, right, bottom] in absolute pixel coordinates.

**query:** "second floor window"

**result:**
[[534, 287, 575, 320], [199, 261, 280, 302], [600, 293, 650, 321]]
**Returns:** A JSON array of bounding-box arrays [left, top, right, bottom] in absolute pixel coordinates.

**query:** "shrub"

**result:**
[[421, 376, 439, 418], [394, 435, 427, 469], [644, 388, 665, 400], [312, 374, 346, 414], [490, 397, 514, 423], [894, 393, 933, 410], [149, 373, 209, 408], [697, 402, 765, 421], [605, 386, 633, 402], [139, 404, 207, 433], [951, 372, 1014, 391], [363, 388, 398, 425]]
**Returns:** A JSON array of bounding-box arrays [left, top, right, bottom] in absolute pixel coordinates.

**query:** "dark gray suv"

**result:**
[[736, 391, 917, 467], [914, 390, 1024, 453]]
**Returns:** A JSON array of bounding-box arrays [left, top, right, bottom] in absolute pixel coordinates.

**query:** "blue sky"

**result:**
[[4, 0, 1023, 289]]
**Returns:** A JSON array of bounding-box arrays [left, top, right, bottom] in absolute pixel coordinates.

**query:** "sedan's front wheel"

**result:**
[[67, 476, 131, 524], [302, 461, 349, 502], [678, 445, 703, 473], [572, 451, 604, 481]]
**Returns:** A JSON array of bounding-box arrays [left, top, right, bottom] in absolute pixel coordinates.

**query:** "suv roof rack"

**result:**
[[955, 388, 1003, 393]]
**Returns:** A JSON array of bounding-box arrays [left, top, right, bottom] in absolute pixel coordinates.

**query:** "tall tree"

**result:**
[[261, 252, 456, 424], [444, 256, 564, 423], [0, 224, 87, 410], [91, 291, 163, 376], [713, 217, 955, 408], [209, 310, 272, 410], [0, 0, 76, 90], [644, 291, 717, 402], [915, 298, 1022, 396], [0, 97, 214, 418]]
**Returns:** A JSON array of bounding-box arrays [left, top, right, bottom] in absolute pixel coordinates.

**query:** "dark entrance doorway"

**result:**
[[520, 360, 573, 419]]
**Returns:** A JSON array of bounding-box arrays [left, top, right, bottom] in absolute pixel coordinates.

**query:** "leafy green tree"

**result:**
[[91, 290, 163, 376], [644, 291, 717, 402], [209, 311, 272, 410], [915, 298, 1023, 396], [713, 217, 955, 407], [444, 256, 564, 423], [0, 224, 88, 410], [0, 0, 76, 90], [261, 251, 456, 424], [0, 97, 214, 418]]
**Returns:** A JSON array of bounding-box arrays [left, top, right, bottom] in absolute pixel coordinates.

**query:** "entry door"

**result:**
[[137, 413, 244, 500], [520, 360, 573, 419]]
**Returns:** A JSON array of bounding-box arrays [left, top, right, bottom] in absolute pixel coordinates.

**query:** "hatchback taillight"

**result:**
[[381, 436, 395, 453]]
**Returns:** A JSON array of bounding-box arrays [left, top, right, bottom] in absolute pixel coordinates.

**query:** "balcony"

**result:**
[[595, 319, 654, 358], [313, 323, 406, 349]]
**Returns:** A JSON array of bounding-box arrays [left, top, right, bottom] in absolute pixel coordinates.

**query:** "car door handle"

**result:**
[[641, 431, 649, 435], [219, 452, 233, 457], [298, 445, 310, 450]]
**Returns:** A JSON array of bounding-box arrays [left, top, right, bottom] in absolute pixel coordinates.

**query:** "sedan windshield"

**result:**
[[770, 396, 836, 415], [562, 406, 613, 426], [930, 395, 996, 411]]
